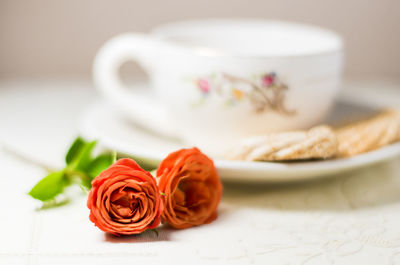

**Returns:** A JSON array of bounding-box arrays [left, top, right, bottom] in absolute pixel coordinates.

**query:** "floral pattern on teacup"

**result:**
[[193, 72, 295, 114]]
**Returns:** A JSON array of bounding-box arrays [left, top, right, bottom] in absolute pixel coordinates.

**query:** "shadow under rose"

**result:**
[[222, 158, 400, 212], [104, 226, 174, 243]]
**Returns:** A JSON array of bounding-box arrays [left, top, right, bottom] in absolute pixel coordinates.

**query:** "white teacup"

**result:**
[[93, 19, 343, 156]]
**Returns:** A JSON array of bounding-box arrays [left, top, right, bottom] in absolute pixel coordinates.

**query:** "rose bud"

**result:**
[[156, 148, 223, 229], [87, 158, 163, 235]]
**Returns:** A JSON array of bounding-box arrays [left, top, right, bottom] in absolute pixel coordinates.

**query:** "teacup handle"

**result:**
[[93, 33, 176, 136]]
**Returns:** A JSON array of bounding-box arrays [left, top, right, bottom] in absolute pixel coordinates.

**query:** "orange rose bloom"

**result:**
[[87, 158, 163, 235], [156, 148, 223, 229]]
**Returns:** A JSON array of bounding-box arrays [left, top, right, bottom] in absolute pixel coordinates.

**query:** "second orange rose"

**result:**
[[156, 148, 223, 229]]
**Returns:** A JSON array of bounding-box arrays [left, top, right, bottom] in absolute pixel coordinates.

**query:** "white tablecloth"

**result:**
[[1, 80, 400, 265]]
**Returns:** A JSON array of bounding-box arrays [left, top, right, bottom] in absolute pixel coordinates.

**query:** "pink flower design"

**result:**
[[261, 73, 276, 87], [191, 71, 294, 115], [197, 79, 210, 94]]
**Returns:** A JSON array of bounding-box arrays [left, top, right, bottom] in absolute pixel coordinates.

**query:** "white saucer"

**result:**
[[80, 100, 400, 183]]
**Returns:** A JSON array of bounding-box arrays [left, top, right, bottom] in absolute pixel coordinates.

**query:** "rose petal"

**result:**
[[87, 158, 163, 235], [157, 148, 222, 229]]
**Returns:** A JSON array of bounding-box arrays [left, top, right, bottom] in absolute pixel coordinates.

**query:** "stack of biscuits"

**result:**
[[227, 109, 400, 161]]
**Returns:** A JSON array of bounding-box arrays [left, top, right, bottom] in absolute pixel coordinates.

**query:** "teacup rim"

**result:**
[[150, 18, 344, 58]]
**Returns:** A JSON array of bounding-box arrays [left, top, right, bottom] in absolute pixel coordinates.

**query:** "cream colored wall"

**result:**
[[1, 0, 399, 79]]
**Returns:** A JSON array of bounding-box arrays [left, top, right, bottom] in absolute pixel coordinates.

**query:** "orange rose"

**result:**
[[156, 148, 223, 229], [87, 158, 163, 235]]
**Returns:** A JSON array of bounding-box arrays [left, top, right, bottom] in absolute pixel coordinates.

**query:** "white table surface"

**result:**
[[1, 79, 400, 265]]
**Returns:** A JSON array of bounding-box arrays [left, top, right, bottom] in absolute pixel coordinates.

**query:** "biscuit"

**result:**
[[227, 109, 400, 162], [336, 109, 400, 157], [227, 125, 338, 161]]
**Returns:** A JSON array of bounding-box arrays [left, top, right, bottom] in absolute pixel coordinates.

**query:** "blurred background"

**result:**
[[1, 0, 400, 82]]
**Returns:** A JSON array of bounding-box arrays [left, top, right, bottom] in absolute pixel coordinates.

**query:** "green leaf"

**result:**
[[151, 229, 159, 237], [80, 177, 92, 190], [28, 170, 67, 201], [79, 184, 90, 193], [74, 140, 97, 172], [87, 153, 114, 178], [65, 137, 87, 165], [39, 198, 70, 210]]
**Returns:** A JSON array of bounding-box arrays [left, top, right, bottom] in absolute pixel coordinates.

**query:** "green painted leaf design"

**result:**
[[28, 170, 67, 201]]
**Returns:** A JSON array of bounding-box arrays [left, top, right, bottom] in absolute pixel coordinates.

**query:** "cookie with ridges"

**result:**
[[336, 109, 400, 157], [227, 125, 338, 161]]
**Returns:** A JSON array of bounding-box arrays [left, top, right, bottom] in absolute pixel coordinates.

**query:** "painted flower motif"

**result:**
[[191, 71, 294, 115], [232, 88, 244, 100], [197, 79, 210, 94], [261, 72, 276, 87]]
